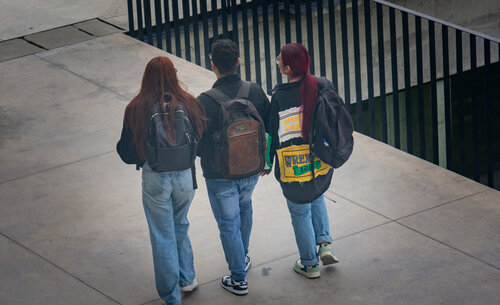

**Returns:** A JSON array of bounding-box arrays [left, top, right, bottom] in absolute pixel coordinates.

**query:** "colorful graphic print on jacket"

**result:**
[[277, 106, 331, 183]]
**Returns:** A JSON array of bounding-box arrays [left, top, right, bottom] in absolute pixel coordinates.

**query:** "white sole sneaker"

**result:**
[[221, 276, 248, 295], [245, 255, 252, 272], [320, 252, 339, 265], [180, 278, 198, 292]]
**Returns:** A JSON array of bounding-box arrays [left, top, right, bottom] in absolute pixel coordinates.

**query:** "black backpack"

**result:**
[[309, 77, 354, 169], [145, 94, 198, 172], [202, 81, 266, 179]]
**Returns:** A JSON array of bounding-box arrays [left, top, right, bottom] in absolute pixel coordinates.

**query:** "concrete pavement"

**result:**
[[0, 32, 499, 305]]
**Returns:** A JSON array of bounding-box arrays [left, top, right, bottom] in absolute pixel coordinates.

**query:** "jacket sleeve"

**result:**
[[266, 96, 280, 168], [116, 120, 140, 165], [257, 87, 271, 130]]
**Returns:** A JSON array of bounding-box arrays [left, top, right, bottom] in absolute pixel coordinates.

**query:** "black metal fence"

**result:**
[[127, 0, 500, 190]]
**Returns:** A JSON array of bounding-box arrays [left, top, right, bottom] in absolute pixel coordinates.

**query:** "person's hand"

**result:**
[[260, 169, 272, 176]]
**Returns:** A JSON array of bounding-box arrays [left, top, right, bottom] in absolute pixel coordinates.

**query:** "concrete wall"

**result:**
[[387, 0, 500, 39]]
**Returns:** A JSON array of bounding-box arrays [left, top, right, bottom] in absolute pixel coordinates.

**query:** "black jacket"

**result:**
[[197, 74, 270, 179], [116, 119, 145, 170], [116, 105, 198, 188], [268, 78, 333, 203]]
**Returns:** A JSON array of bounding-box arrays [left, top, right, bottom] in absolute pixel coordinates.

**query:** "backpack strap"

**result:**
[[203, 88, 231, 107], [236, 81, 251, 99], [202, 80, 251, 107]]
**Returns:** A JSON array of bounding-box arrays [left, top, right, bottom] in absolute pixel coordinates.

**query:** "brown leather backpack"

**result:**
[[202, 81, 266, 179]]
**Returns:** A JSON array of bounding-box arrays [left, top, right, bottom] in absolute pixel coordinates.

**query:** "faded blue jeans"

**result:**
[[205, 174, 259, 282], [142, 163, 195, 305], [286, 194, 332, 266]]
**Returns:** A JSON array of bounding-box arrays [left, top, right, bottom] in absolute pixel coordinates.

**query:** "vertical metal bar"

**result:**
[[231, 0, 240, 75], [273, 0, 283, 84], [402, 12, 412, 153], [317, 0, 326, 77], [192, 0, 201, 65], [154, 0, 163, 49], [284, 0, 291, 44], [143, 0, 154, 45], [377, 3, 388, 143], [306, 0, 314, 74], [252, 1, 262, 85], [456, 29, 465, 174], [136, 0, 144, 41], [470, 35, 479, 181], [352, 0, 363, 131], [364, 0, 375, 138], [429, 21, 439, 164], [484, 40, 494, 187], [182, 0, 191, 61], [295, 0, 302, 44], [340, 0, 351, 111], [211, 0, 219, 40], [231, 0, 240, 45], [262, 0, 273, 94], [442, 25, 452, 170], [389, 7, 400, 149], [242, 0, 251, 80], [221, 0, 229, 39], [201, 0, 210, 68], [328, 0, 338, 90], [416, 16, 425, 159], [172, 0, 181, 56], [164, 0, 172, 53], [127, 0, 135, 36], [352, 0, 363, 132]]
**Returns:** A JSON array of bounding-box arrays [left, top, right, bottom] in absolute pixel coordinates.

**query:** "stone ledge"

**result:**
[[0, 39, 44, 62], [24, 26, 94, 50]]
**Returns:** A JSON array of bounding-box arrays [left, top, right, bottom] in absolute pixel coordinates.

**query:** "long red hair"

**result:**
[[280, 43, 317, 140], [124, 56, 207, 160]]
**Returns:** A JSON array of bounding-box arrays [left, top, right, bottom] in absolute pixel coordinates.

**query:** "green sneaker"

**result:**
[[293, 260, 320, 279], [318, 244, 339, 265]]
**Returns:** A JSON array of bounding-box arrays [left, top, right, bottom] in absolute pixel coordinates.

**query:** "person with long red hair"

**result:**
[[267, 43, 338, 279], [117, 56, 206, 305]]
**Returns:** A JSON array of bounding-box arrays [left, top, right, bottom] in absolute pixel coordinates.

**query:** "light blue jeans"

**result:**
[[142, 163, 195, 305], [286, 194, 332, 266], [205, 174, 259, 282]]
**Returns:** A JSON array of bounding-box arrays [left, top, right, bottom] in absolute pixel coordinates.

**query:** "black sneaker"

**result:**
[[221, 275, 248, 295], [245, 255, 252, 272]]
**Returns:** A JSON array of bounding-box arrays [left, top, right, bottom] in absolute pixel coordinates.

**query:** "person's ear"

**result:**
[[211, 60, 217, 72], [236, 58, 241, 67]]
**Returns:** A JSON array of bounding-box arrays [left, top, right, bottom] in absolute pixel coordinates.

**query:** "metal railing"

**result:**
[[127, 0, 500, 190]]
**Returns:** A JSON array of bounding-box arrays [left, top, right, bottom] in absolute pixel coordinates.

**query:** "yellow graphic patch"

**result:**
[[277, 144, 332, 183]]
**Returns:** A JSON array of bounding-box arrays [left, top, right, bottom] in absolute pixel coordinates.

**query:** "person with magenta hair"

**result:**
[[117, 56, 207, 305], [267, 43, 339, 279]]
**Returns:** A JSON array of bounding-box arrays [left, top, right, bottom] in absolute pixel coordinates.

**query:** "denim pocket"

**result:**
[[142, 165, 166, 197], [176, 169, 194, 193]]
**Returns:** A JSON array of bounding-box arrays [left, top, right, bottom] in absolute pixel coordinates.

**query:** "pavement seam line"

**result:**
[[394, 222, 500, 271], [97, 18, 126, 30], [394, 189, 491, 222], [0, 151, 114, 185], [325, 191, 394, 220], [34, 54, 132, 101], [181, 220, 395, 290], [0, 232, 122, 305]]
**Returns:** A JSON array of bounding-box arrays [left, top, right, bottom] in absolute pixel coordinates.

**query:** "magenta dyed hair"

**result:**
[[280, 43, 317, 140]]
